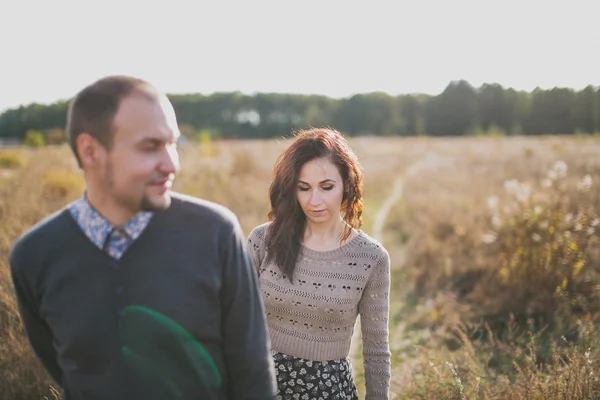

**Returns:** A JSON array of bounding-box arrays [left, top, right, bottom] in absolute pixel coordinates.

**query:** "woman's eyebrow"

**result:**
[[298, 179, 337, 185]]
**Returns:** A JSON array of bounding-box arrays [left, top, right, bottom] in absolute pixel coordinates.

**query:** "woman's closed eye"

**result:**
[[298, 186, 334, 191]]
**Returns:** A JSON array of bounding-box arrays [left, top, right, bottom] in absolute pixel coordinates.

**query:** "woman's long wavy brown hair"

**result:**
[[265, 127, 364, 282]]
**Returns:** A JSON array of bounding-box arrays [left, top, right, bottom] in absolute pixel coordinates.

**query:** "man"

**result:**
[[9, 75, 277, 400]]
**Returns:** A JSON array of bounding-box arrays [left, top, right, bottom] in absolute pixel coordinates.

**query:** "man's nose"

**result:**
[[161, 145, 180, 174]]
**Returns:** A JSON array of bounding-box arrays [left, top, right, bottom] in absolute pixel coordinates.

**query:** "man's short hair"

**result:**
[[66, 75, 158, 167]]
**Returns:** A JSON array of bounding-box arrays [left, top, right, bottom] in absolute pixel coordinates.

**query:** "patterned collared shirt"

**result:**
[[68, 194, 153, 259]]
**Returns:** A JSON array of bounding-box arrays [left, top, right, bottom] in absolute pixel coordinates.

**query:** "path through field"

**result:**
[[349, 151, 455, 395]]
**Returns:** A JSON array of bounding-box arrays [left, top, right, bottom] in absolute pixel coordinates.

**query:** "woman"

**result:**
[[247, 128, 391, 400]]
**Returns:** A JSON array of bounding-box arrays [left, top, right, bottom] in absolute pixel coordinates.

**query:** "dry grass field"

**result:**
[[1, 134, 599, 399]]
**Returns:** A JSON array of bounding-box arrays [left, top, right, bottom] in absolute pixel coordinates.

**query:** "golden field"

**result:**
[[1, 134, 599, 399]]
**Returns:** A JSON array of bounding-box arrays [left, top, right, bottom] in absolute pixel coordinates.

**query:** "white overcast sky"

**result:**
[[0, 0, 597, 112]]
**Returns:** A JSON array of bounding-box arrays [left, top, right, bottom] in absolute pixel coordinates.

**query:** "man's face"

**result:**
[[99, 92, 180, 215]]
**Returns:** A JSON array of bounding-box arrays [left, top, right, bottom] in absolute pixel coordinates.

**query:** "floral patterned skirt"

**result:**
[[272, 351, 359, 400]]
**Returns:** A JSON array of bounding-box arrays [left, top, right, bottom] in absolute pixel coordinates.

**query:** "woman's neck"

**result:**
[[302, 218, 349, 250]]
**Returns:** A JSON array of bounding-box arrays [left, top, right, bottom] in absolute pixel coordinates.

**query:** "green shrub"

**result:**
[[475, 160, 599, 332], [0, 151, 24, 168], [24, 130, 45, 148]]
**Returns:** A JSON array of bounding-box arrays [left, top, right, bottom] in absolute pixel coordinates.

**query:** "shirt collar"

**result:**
[[68, 193, 154, 250]]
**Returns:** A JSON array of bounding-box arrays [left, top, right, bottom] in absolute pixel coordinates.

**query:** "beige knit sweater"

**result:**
[[247, 222, 391, 400]]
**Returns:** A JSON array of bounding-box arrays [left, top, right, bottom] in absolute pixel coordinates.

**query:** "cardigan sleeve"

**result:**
[[219, 218, 276, 400], [358, 248, 391, 400], [9, 242, 63, 386]]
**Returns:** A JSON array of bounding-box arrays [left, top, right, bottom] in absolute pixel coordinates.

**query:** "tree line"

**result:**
[[1, 80, 599, 143]]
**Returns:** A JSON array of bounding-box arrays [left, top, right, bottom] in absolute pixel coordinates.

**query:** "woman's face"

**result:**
[[296, 157, 344, 225]]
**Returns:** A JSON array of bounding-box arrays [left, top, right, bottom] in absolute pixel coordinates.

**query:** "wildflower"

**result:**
[[534, 205, 543, 215], [504, 179, 519, 195], [516, 183, 531, 203], [577, 174, 592, 192], [548, 160, 568, 180], [504, 179, 531, 203], [585, 349, 591, 360], [555, 160, 568, 177], [482, 232, 497, 244], [592, 218, 600, 228], [492, 215, 502, 228], [532, 233, 542, 242], [487, 196, 499, 211], [429, 361, 442, 379], [541, 178, 553, 188]]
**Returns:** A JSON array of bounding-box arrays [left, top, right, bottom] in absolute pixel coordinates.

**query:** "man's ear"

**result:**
[[76, 133, 103, 168]]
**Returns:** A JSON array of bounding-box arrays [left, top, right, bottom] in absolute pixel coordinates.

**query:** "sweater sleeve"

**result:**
[[358, 248, 391, 400], [9, 244, 63, 386], [219, 218, 276, 400]]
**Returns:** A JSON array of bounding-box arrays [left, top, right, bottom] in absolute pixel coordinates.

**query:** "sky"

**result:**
[[0, 0, 598, 113]]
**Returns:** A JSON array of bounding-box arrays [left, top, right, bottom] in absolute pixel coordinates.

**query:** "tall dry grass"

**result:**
[[384, 135, 600, 399], [0, 147, 81, 400], [0, 135, 599, 399]]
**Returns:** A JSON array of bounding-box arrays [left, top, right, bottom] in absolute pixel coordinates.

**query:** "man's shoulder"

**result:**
[[9, 206, 71, 269], [168, 192, 239, 227]]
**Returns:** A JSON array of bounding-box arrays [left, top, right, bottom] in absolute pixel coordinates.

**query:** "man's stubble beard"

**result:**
[[104, 159, 172, 215]]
